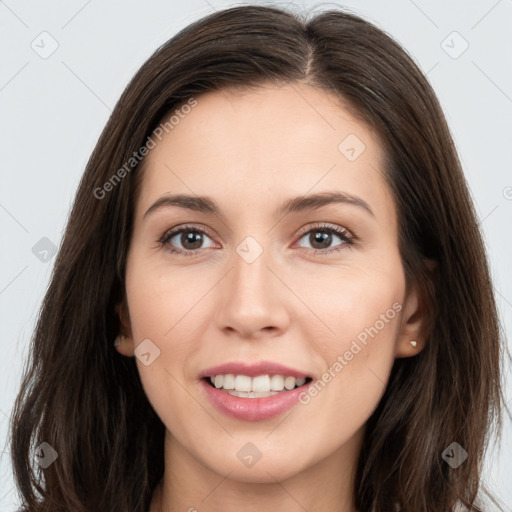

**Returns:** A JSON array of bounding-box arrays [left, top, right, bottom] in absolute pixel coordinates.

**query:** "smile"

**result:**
[[199, 361, 314, 421], [207, 374, 309, 397]]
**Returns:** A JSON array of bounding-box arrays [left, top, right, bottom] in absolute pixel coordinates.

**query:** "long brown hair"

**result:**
[[10, 5, 507, 511]]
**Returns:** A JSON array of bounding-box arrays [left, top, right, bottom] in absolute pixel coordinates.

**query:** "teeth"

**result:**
[[252, 375, 270, 392], [270, 374, 284, 391], [284, 376, 295, 390], [208, 374, 308, 392], [222, 374, 235, 390], [227, 390, 279, 398], [234, 375, 252, 392]]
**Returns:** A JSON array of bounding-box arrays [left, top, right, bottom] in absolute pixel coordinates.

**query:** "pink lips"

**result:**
[[198, 360, 312, 422]]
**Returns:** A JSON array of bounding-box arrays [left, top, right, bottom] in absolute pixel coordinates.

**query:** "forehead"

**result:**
[[135, 83, 394, 226]]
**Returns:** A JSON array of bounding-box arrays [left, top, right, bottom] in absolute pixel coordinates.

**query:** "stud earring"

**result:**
[[409, 340, 417, 348]]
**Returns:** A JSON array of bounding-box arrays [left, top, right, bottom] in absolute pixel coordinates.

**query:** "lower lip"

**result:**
[[200, 379, 309, 421]]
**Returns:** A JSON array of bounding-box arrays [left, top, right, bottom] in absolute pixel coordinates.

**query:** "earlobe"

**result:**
[[396, 259, 436, 358], [395, 286, 426, 358], [114, 334, 135, 357]]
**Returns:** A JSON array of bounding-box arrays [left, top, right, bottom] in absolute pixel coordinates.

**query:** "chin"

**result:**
[[203, 439, 315, 483], [220, 459, 304, 484]]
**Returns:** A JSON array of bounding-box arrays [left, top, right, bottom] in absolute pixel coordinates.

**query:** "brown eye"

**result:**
[[296, 225, 353, 254], [178, 230, 205, 250], [159, 226, 216, 255], [309, 230, 334, 250]]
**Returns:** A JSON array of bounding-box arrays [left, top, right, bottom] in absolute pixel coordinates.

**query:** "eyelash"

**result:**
[[157, 222, 355, 257]]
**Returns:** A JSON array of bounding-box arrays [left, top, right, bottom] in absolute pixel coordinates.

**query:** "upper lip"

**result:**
[[199, 361, 311, 379]]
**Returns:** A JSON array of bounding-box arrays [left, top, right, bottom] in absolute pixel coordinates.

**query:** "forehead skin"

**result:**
[[132, 82, 397, 247]]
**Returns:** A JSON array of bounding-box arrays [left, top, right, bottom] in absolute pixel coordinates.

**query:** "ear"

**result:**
[[395, 259, 436, 358], [115, 298, 135, 357]]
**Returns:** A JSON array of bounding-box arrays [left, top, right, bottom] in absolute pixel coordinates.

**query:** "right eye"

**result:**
[[159, 225, 217, 256]]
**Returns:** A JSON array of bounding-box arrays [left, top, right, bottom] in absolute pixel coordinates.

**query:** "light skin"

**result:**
[[115, 82, 428, 512]]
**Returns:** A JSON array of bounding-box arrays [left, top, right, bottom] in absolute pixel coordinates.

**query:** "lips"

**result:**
[[198, 361, 313, 421]]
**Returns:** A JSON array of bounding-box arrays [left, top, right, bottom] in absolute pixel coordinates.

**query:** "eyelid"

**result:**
[[294, 221, 354, 241]]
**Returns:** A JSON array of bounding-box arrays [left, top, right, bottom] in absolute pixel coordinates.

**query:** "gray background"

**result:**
[[1, 0, 511, 509]]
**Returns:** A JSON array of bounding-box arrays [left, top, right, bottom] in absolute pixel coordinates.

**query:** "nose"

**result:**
[[215, 242, 291, 340]]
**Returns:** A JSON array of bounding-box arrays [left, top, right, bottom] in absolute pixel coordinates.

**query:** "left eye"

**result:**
[[295, 226, 353, 252]]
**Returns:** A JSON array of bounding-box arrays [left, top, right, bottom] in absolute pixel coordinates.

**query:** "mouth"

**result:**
[[202, 374, 313, 398], [199, 361, 315, 420]]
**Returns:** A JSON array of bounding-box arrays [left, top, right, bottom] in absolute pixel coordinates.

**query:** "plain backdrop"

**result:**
[[1, 0, 511, 509]]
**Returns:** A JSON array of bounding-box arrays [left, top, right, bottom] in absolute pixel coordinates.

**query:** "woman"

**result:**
[[9, 5, 506, 511]]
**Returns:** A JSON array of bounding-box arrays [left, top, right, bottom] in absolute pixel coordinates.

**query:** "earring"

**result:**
[[409, 340, 417, 348], [114, 335, 125, 348]]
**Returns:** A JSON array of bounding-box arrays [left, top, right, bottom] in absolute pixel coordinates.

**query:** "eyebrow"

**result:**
[[143, 191, 374, 220]]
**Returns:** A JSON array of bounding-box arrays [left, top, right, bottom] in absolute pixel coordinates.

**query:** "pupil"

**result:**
[[311, 231, 331, 249]]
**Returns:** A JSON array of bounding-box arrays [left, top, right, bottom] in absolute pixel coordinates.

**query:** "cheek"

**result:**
[[123, 255, 207, 423], [297, 253, 404, 357], [317, 276, 402, 364], [124, 251, 212, 346], [294, 253, 404, 421]]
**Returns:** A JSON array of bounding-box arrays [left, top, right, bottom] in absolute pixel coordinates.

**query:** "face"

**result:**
[[118, 82, 423, 484]]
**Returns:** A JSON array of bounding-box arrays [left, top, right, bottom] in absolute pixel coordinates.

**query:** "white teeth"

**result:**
[[252, 375, 270, 392], [222, 374, 235, 390], [207, 373, 308, 393], [284, 376, 296, 390], [227, 390, 279, 398], [270, 374, 284, 391], [234, 375, 252, 392]]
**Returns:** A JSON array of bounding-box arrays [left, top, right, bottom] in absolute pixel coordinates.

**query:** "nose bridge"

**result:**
[[231, 235, 276, 308], [216, 234, 290, 337]]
